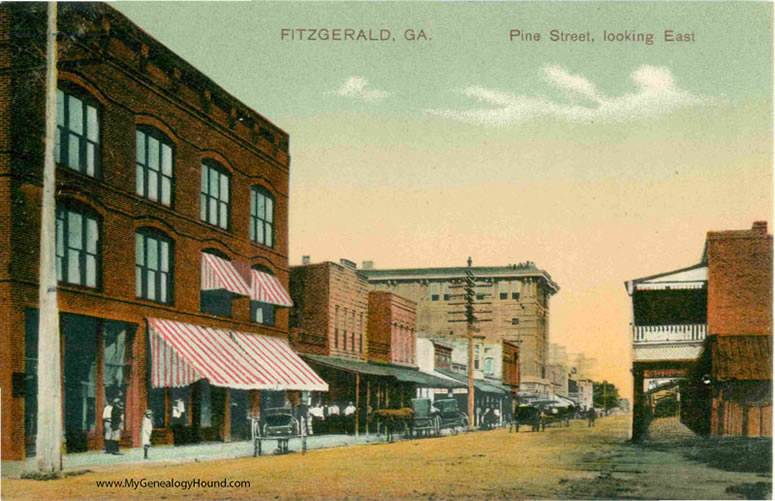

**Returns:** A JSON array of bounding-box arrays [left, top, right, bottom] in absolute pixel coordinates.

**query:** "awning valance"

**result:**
[[201, 253, 250, 296], [250, 270, 293, 307], [148, 318, 328, 391]]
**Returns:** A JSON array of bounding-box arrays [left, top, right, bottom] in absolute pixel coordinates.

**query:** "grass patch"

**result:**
[[726, 481, 772, 500], [19, 471, 61, 481]]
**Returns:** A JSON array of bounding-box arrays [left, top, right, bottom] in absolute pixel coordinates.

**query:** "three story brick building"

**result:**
[[0, 3, 325, 462]]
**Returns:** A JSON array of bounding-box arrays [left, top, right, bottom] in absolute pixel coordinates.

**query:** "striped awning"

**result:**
[[201, 253, 250, 296], [250, 270, 293, 307], [232, 331, 327, 391], [148, 318, 328, 391]]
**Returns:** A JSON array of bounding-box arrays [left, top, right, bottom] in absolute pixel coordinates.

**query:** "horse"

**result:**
[[369, 408, 414, 442]]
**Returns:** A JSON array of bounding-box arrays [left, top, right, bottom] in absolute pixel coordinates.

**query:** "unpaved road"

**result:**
[[3, 415, 770, 500]]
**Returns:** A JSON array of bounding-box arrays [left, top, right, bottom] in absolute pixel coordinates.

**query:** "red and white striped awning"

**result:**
[[250, 270, 293, 307], [148, 318, 328, 391], [201, 253, 250, 296], [232, 331, 327, 391]]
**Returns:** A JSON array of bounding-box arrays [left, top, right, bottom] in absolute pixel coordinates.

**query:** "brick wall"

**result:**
[[289, 264, 330, 356], [367, 291, 417, 367], [0, 3, 291, 460], [289, 262, 370, 361], [707, 221, 773, 336], [327, 264, 369, 360]]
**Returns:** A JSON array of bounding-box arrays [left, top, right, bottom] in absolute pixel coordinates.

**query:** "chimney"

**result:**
[[752, 221, 768, 235], [361, 260, 374, 270], [302, 255, 311, 265], [340, 258, 357, 270]]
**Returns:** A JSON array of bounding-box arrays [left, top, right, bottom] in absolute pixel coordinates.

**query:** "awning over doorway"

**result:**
[[302, 354, 464, 389], [148, 318, 328, 391], [201, 253, 250, 296], [436, 369, 509, 395], [250, 270, 293, 307]]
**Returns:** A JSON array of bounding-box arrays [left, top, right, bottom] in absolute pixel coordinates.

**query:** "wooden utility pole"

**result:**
[[36, 0, 62, 473], [448, 258, 492, 430]]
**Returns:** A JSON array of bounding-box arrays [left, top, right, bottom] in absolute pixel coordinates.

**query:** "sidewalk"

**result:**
[[1, 432, 387, 478]]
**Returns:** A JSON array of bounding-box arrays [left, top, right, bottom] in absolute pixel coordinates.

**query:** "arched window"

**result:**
[[135, 228, 174, 304], [250, 186, 274, 247], [200, 160, 230, 230], [56, 86, 100, 176], [55, 203, 100, 288], [251, 264, 275, 327], [136, 127, 174, 206]]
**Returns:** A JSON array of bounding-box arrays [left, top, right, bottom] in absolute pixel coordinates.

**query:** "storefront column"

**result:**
[[355, 373, 360, 437], [223, 388, 231, 442], [365, 379, 370, 435], [95, 321, 105, 451], [130, 324, 145, 448]]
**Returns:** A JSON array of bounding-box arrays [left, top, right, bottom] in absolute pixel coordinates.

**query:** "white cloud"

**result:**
[[334, 76, 390, 102], [427, 65, 708, 126]]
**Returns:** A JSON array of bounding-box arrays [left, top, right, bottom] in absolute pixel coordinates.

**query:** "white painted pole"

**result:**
[[36, 0, 62, 473]]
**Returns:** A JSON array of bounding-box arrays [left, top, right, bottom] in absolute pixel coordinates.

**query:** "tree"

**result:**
[[593, 381, 620, 414]]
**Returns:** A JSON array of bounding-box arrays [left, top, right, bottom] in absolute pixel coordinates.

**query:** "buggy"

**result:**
[[433, 398, 468, 435]]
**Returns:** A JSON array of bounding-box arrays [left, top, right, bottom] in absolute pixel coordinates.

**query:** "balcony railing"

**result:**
[[632, 324, 706, 344]]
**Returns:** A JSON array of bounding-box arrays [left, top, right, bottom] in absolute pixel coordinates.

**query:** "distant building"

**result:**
[[547, 364, 570, 398], [569, 378, 594, 410], [362, 262, 559, 394]]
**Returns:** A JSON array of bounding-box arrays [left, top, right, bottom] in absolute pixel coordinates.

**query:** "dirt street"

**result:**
[[3, 415, 770, 500]]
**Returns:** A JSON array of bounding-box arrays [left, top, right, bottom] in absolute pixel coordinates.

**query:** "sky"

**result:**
[[115, 1, 773, 397]]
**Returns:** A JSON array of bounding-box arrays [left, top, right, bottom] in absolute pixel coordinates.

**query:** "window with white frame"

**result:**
[[135, 229, 173, 304], [56, 205, 99, 288], [56, 88, 99, 176], [249, 186, 274, 247], [136, 127, 174, 206], [200, 161, 230, 230]]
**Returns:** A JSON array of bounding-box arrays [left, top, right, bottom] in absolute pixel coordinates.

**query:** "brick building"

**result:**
[[362, 262, 559, 394], [627, 221, 773, 440], [367, 291, 417, 367], [289, 259, 458, 434], [0, 3, 326, 462], [289, 259, 370, 361], [684, 221, 773, 437]]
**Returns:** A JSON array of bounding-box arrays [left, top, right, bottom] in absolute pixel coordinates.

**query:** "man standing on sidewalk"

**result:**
[[103, 400, 114, 454]]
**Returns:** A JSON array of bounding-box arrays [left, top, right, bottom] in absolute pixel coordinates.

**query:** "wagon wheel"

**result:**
[[434, 416, 442, 437]]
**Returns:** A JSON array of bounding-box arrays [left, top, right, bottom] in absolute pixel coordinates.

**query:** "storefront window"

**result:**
[[200, 380, 212, 428], [104, 321, 129, 405], [24, 309, 39, 455], [63, 314, 98, 452], [148, 388, 166, 428]]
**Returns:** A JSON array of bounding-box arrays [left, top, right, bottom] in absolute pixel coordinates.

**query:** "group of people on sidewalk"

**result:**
[[308, 401, 359, 435], [103, 398, 155, 459]]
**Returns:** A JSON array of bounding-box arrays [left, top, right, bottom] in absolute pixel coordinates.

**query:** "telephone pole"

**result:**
[[448, 258, 492, 430], [36, 1, 62, 473]]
